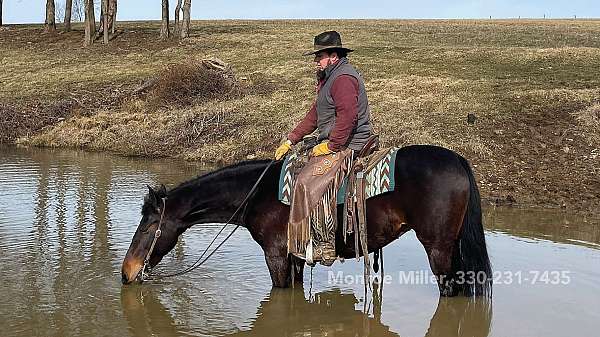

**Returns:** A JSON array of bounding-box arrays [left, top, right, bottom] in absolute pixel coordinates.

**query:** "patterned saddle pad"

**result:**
[[278, 147, 399, 205]]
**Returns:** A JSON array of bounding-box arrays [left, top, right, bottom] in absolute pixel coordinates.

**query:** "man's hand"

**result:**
[[312, 141, 334, 157], [275, 140, 292, 160]]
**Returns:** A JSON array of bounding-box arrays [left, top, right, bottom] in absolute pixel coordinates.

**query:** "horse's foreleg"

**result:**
[[265, 254, 292, 288]]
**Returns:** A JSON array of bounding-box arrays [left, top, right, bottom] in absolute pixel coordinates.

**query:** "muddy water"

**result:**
[[0, 145, 599, 337]]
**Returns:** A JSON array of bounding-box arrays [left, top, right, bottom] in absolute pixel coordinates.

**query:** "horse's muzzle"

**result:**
[[121, 257, 144, 285], [121, 270, 130, 285]]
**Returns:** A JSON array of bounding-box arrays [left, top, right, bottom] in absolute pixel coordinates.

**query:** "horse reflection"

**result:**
[[121, 284, 492, 337], [226, 286, 395, 337], [425, 297, 492, 337], [228, 285, 492, 337], [120, 286, 181, 337]]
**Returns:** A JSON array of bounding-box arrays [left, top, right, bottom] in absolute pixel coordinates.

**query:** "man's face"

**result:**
[[314, 51, 338, 71]]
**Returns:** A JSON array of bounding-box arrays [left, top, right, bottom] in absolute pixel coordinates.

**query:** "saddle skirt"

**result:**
[[278, 147, 400, 206]]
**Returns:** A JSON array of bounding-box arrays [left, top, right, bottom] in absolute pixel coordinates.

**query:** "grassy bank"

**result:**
[[1, 19, 599, 212]]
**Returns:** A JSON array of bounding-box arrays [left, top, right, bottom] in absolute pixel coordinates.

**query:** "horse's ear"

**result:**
[[158, 184, 167, 197], [147, 185, 158, 207]]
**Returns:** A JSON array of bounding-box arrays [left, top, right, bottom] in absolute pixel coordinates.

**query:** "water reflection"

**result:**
[[0, 145, 204, 336], [121, 286, 181, 337], [485, 206, 600, 247], [120, 282, 493, 337], [425, 297, 492, 337], [0, 145, 598, 337]]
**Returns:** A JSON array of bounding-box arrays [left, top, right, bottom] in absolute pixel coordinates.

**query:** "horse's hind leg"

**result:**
[[421, 241, 459, 297], [413, 213, 464, 297]]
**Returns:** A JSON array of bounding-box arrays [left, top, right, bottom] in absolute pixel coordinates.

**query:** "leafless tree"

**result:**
[[98, 0, 117, 38], [180, 0, 191, 39], [45, 0, 57, 33], [56, 2, 65, 23], [56, 0, 83, 28], [102, 0, 108, 43], [72, 0, 84, 21], [64, 0, 73, 31], [160, 0, 170, 39], [174, 0, 183, 36], [84, 0, 96, 46], [109, 0, 116, 34]]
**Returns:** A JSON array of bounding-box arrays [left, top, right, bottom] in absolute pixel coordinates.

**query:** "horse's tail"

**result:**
[[452, 155, 493, 297]]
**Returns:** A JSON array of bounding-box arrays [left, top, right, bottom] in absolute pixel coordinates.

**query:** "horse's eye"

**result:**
[[139, 222, 153, 233]]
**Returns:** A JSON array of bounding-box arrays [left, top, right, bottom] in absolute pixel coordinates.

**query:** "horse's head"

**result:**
[[121, 184, 182, 284]]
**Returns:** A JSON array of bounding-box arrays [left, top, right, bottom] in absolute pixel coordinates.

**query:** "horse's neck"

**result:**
[[177, 161, 274, 229]]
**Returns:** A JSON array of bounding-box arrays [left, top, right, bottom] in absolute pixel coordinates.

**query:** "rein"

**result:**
[[138, 160, 276, 282]]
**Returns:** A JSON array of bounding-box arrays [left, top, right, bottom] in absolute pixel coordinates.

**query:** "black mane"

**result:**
[[141, 159, 272, 216]]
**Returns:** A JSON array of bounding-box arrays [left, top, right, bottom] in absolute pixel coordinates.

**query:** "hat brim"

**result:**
[[302, 47, 354, 56]]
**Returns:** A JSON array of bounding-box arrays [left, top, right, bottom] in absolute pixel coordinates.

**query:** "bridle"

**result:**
[[136, 160, 275, 282], [139, 196, 167, 282]]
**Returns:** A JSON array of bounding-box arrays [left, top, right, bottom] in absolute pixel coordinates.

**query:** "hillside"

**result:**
[[1, 19, 599, 212]]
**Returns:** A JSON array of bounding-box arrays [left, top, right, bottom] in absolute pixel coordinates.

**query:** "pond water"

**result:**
[[1, 145, 599, 337]]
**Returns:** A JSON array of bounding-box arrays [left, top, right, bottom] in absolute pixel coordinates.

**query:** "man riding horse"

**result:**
[[274, 31, 374, 266]]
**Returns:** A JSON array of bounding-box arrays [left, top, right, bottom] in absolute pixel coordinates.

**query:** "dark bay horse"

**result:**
[[122, 145, 492, 297]]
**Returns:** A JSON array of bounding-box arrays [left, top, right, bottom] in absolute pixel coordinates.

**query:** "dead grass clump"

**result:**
[[574, 103, 600, 145], [0, 101, 74, 143], [149, 59, 241, 107]]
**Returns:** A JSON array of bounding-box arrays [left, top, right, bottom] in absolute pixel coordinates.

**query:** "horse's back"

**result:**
[[392, 144, 471, 218], [395, 144, 467, 177]]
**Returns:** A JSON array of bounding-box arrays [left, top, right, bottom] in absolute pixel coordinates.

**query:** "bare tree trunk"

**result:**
[[174, 0, 182, 36], [160, 0, 169, 39], [45, 0, 57, 33], [102, 0, 108, 43], [73, 0, 84, 22], [84, 0, 96, 46], [64, 0, 73, 31], [180, 0, 191, 39], [99, 0, 117, 38], [98, 4, 104, 36], [109, 0, 117, 35]]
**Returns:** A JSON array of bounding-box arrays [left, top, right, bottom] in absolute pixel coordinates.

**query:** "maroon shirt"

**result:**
[[288, 74, 360, 152]]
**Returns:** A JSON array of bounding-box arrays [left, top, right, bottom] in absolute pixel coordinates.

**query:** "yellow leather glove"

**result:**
[[311, 141, 334, 157], [275, 140, 292, 160]]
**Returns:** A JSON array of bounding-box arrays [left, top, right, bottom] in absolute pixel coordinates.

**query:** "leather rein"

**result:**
[[137, 160, 275, 282]]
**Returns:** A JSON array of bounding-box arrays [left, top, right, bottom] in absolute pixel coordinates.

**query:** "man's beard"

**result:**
[[316, 68, 327, 81]]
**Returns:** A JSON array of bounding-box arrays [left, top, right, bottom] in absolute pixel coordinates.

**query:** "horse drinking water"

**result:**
[[121, 145, 492, 297]]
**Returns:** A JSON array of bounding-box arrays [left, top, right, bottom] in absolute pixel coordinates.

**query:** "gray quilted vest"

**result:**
[[316, 57, 373, 151]]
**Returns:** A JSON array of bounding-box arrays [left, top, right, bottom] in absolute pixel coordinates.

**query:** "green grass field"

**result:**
[[1, 19, 599, 211]]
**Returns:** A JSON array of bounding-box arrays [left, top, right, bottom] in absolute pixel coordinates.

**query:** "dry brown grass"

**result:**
[[3, 19, 600, 210], [574, 103, 600, 146]]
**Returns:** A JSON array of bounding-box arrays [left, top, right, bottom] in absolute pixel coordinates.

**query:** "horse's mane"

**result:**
[[142, 159, 272, 215], [173, 159, 272, 191]]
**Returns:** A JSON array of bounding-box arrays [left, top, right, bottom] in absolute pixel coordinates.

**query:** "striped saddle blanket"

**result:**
[[278, 147, 400, 206]]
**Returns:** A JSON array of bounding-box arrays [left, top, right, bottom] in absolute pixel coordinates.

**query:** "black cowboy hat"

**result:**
[[303, 31, 354, 56]]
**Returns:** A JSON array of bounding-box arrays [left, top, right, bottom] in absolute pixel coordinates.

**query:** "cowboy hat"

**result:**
[[303, 31, 354, 56]]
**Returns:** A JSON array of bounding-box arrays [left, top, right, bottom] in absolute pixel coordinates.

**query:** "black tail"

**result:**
[[453, 155, 492, 297]]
